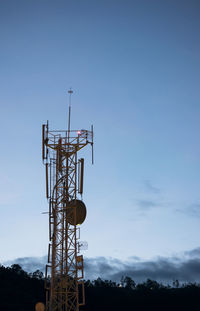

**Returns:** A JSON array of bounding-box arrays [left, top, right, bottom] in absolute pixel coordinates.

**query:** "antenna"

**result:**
[[42, 124, 45, 161], [68, 88, 73, 141], [91, 124, 94, 164], [78, 158, 84, 195], [45, 163, 49, 198]]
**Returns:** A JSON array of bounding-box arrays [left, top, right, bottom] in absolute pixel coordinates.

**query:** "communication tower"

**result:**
[[42, 90, 94, 311]]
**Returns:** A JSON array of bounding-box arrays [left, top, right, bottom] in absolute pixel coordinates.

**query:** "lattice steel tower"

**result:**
[[42, 90, 94, 311]]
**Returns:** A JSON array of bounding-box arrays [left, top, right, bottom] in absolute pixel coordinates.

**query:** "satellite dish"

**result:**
[[66, 200, 87, 225], [35, 302, 45, 311]]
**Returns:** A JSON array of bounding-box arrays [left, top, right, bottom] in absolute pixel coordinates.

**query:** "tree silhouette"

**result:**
[[121, 276, 136, 289], [0, 264, 200, 311]]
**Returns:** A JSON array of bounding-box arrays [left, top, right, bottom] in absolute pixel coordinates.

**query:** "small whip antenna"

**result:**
[[68, 88, 73, 141]]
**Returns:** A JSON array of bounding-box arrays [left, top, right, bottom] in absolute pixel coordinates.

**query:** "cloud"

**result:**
[[84, 254, 200, 284], [133, 180, 161, 214], [3, 256, 47, 273], [187, 203, 200, 217], [143, 180, 160, 194], [184, 247, 200, 258], [137, 200, 158, 210], [110, 258, 200, 284], [3, 248, 200, 284], [176, 203, 200, 218]]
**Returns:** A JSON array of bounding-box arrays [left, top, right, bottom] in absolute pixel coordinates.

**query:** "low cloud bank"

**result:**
[[3, 247, 200, 284], [84, 247, 200, 283], [4, 256, 47, 273]]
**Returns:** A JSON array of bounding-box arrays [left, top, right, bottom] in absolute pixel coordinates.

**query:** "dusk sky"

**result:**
[[1, 0, 200, 282]]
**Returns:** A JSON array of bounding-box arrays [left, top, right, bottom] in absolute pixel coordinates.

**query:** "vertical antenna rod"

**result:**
[[68, 88, 73, 141]]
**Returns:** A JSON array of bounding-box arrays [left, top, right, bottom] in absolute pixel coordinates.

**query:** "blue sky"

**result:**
[[0, 0, 200, 280]]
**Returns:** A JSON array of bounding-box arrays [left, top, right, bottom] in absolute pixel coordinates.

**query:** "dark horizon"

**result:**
[[3, 245, 200, 284], [1, 263, 200, 311]]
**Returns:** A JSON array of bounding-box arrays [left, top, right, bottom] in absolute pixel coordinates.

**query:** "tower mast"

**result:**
[[42, 90, 94, 311]]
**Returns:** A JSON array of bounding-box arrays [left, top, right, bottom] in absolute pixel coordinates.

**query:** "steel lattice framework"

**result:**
[[42, 122, 93, 311]]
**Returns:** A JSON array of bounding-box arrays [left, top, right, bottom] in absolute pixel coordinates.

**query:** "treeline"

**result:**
[[0, 264, 44, 311], [0, 264, 200, 310]]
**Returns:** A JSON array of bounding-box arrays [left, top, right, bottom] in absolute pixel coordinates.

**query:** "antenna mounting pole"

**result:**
[[68, 88, 73, 141]]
